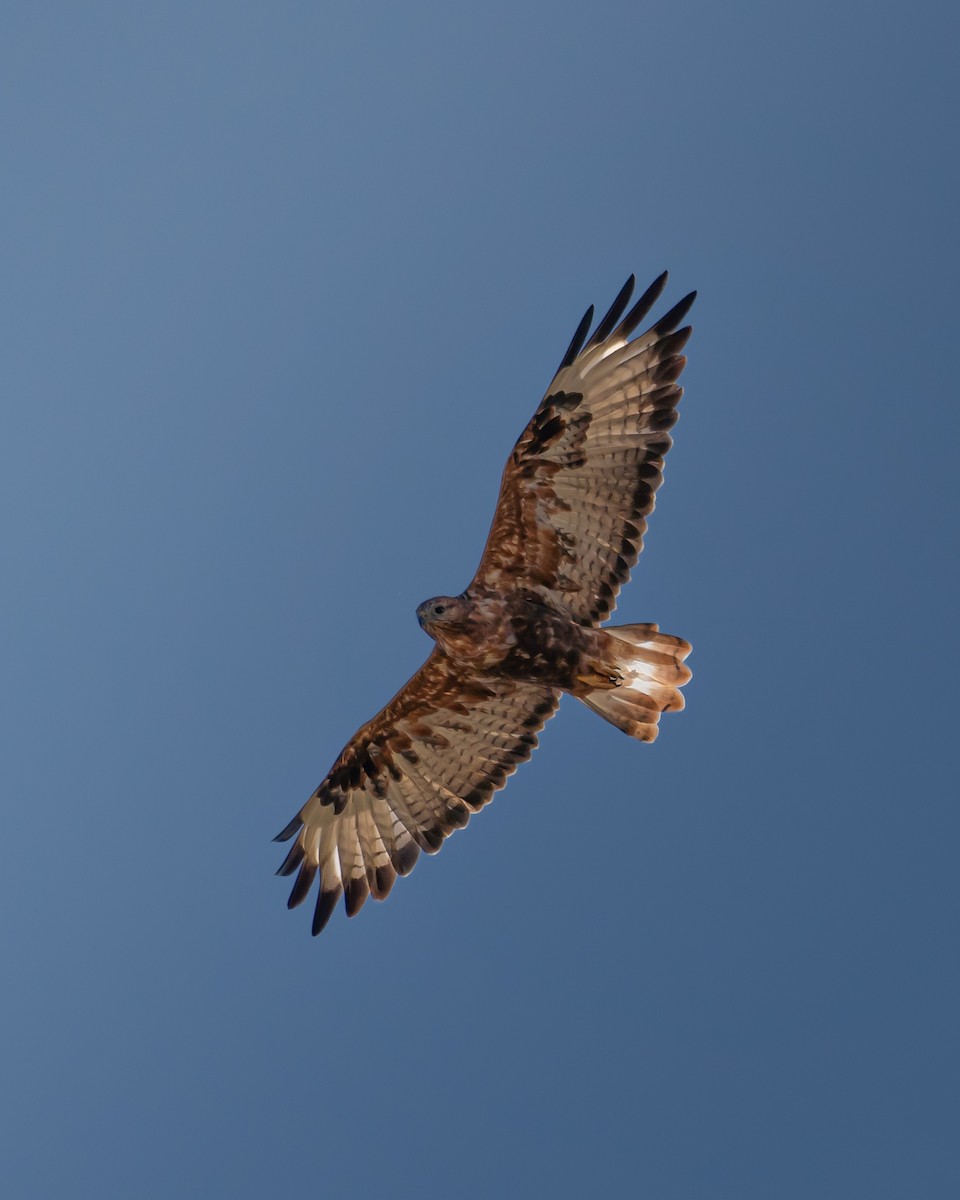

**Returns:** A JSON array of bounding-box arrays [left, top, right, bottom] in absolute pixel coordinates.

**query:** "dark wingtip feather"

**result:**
[[657, 327, 693, 357], [344, 874, 370, 918], [312, 887, 341, 936], [416, 825, 445, 853], [586, 275, 635, 348], [392, 839, 420, 877], [373, 864, 397, 901], [273, 813, 304, 843], [651, 290, 697, 336], [275, 840, 305, 877], [287, 861, 317, 909], [617, 271, 669, 339], [558, 304, 594, 371]]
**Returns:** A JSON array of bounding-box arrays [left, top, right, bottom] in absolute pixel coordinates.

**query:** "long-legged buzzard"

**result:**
[[275, 273, 695, 935]]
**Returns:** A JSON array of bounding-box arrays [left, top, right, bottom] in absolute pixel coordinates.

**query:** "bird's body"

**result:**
[[417, 592, 586, 685], [276, 272, 696, 934], [418, 591, 687, 723]]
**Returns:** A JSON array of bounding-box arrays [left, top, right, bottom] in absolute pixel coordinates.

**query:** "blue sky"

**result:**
[[2, 2, 958, 1196]]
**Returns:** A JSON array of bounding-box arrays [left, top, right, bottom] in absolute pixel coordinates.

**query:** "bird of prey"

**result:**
[[275, 272, 695, 934]]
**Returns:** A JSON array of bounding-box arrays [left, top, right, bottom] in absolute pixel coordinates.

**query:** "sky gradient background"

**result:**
[[2, 2, 958, 1197]]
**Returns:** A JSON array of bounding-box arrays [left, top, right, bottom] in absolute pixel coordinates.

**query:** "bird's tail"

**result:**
[[573, 624, 692, 742]]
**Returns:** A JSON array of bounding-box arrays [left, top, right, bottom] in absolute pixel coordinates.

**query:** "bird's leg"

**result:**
[[575, 661, 621, 690]]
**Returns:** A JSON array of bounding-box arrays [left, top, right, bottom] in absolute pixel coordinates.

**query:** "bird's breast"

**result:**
[[497, 601, 587, 688]]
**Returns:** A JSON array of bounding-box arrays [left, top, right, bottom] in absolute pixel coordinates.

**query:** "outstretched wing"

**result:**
[[471, 273, 695, 626], [275, 650, 558, 934]]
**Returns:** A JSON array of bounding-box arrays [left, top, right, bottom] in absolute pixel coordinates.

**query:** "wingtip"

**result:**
[[344, 875, 370, 918], [652, 289, 697, 335], [311, 886, 341, 936], [273, 813, 304, 842], [286, 860, 317, 909], [587, 275, 637, 349], [275, 840, 305, 877], [558, 303, 595, 371], [615, 271, 671, 340]]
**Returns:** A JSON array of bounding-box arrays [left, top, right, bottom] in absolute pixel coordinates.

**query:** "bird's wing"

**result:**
[[470, 273, 695, 625], [275, 649, 558, 934]]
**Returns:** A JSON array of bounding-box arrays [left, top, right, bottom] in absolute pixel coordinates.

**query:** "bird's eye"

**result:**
[[434, 604, 446, 615]]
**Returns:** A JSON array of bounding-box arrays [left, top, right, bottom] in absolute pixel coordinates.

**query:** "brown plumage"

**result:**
[[276, 272, 695, 934]]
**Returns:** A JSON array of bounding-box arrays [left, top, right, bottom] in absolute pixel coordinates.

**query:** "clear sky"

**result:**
[[2, 2, 957, 1197]]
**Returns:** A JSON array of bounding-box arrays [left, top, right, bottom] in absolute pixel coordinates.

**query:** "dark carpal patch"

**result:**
[[516, 392, 587, 461]]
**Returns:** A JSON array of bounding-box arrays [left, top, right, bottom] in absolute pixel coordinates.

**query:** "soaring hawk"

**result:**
[[275, 272, 695, 934]]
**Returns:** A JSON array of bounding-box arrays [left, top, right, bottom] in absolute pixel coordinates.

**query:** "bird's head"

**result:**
[[416, 594, 467, 639]]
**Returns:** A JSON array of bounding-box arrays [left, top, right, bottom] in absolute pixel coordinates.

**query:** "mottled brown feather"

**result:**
[[471, 275, 695, 625]]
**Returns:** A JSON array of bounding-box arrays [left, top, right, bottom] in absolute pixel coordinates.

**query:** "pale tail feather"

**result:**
[[576, 623, 692, 742]]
